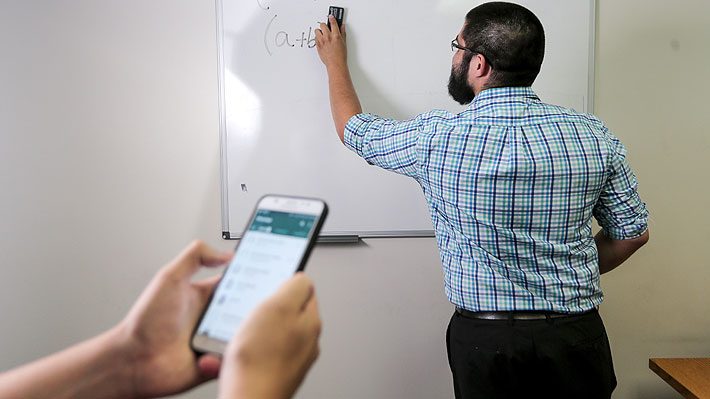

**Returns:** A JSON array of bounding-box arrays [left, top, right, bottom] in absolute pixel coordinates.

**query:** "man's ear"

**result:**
[[469, 54, 491, 78], [468, 53, 492, 91]]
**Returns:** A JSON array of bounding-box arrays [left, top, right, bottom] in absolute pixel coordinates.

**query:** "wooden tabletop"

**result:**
[[649, 358, 710, 399]]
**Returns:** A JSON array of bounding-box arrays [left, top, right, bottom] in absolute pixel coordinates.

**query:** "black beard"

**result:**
[[447, 62, 475, 105]]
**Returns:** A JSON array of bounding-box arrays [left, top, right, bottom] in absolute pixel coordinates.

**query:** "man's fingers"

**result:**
[[270, 273, 315, 312], [328, 15, 340, 37], [314, 27, 324, 47], [169, 240, 233, 279], [319, 21, 329, 35]]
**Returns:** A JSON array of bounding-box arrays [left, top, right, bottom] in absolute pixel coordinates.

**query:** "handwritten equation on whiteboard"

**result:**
[[264, 15, 316, 55], [256, 0, 323, 56]]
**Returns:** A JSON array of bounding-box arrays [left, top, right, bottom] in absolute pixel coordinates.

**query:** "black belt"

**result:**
[[455, 307, 596, 321]]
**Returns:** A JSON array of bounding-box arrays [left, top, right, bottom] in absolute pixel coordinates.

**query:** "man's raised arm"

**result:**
[[315, 14, 362, 143]]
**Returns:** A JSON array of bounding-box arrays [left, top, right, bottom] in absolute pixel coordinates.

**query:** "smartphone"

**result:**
[[191, 195, 328, 355], [327, 6, 344, 30]]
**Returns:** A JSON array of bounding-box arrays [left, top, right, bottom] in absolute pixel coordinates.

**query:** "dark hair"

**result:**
[[462, 2, 545, 88]]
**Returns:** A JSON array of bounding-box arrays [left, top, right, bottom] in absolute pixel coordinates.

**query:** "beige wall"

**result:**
[[594, 0, 710, 397], [1, 1, 708, 398]]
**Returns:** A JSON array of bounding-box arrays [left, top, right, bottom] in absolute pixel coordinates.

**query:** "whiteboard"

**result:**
[[218, 0, 596, 239]]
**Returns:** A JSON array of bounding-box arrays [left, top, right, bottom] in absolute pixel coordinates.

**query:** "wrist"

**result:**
[[325, 58, 349, 74], [110, 320, 160, 399], [99, 325, 140, 398]]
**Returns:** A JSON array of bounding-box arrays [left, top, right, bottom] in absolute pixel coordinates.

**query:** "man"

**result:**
[[315, 2, 648, 398], [0, 240, 321, 399]]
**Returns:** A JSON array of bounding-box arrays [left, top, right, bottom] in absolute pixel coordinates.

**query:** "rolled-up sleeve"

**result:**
[[343, 113, 421, 179], [593, 136, 649, 239]]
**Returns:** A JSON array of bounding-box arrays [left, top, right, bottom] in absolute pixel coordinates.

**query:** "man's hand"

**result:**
[[218, 273, 321, 399], [118, 240, 232, 398], [315, 15, 347, 69]]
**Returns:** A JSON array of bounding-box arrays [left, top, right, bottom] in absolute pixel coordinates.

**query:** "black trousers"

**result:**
[[446, 309, 616, 399]]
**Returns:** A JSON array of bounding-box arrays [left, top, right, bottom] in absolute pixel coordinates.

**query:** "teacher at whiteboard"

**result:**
[[316, 2, 648, 399]]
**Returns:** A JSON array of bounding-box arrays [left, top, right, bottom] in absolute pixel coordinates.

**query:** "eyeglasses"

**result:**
[[451, 36, 494, 69], [451, 36, 476, 53]]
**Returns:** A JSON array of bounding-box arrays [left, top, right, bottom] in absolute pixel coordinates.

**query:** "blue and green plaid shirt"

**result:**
[[344, 87, 648, 313]]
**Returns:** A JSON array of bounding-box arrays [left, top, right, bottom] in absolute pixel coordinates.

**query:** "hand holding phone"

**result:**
[[218, 273, 321, 399], [191, 195, 327, 355]]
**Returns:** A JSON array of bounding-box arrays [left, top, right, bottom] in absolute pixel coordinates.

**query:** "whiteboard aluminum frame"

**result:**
[[216, 0, 230, 238], [587, 0, 596, 114]]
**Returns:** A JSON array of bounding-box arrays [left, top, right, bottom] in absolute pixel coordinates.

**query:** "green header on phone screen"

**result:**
[[249, 210, 317, 238]]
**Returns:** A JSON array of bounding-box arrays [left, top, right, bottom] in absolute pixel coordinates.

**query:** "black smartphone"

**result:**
[[191, 194, 328, 355], [327, 6, 344, 30]]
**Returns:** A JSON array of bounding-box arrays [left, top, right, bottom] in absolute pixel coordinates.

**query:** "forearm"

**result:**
[[0, 326, 134, 399], [595, 229, 649, 274], [326, 61, 362, 143]]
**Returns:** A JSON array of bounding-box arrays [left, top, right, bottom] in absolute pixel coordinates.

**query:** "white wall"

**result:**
[[0, 1, 227, 397], [1, 1, 708, 398]]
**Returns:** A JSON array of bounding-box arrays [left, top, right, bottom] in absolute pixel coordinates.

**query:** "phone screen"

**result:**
[[194, 208, 318, 345]]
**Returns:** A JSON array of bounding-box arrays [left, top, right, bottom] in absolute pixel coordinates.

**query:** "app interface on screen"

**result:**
[[197, 209, 316, 342]]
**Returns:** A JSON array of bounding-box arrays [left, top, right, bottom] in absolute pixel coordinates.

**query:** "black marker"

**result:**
[[327, 6, 344, 30]]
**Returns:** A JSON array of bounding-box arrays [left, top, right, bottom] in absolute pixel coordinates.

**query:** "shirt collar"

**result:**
[[467, 86, 540, 113]]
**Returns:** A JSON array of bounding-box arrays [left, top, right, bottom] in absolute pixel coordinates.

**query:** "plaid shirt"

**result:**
[[344, 87, 648, 313]]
